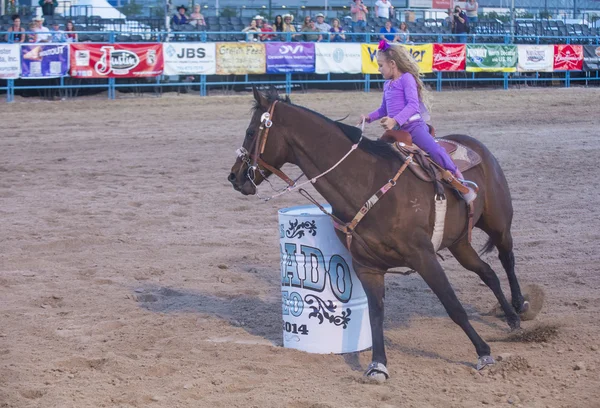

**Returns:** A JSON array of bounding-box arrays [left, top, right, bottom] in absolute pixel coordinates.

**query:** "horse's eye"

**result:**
[[245, 130, 254, 140]]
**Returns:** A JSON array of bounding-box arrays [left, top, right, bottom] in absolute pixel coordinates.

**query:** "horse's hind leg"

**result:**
[[406, 249, 494, 369], [495, 233, 527, 314], [449, 239, 520, 330]]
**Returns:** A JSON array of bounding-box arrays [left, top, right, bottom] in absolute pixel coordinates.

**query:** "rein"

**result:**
[[235, 101, 412, 266]]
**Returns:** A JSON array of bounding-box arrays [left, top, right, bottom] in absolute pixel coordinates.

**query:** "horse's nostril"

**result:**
[[228, 173, 236, 183]]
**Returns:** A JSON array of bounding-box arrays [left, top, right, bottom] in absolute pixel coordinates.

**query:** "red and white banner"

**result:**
[[553, 44, 583, 71], [432, 0, 452, 9], [70, 43, 163, 78], [432, 44, 465, 71]]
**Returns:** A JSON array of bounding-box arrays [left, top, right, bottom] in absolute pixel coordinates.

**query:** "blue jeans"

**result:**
[[455, 33, 467, 43], [468, 16, 478, 24], [352, 20, 367, 31]]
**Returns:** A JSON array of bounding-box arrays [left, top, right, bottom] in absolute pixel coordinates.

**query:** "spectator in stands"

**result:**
[[375, 0, 394, 21], [451, 6, 469, 43], [465, 0, 478, 24], [260, 18, 276, 41], [329, 18, 346, 42], [314, 13, 331, 33], [254, 15, 265, 29], [301, 18, 323, 42], [27, 22, 37, 43], [242, 19, 260, 42], [282, 14, 300, 40], [274, 15, 284, 32], [379, 19, 398, 42], [51, 21, 67, 42], [65, 20, 77, 42], [444, 8, 453, 28], [39, 0, 58, 16], [350, 0, 368, 32], [5, 14, 26, 43], [189, 4, 206, 27], [398, 21, 410, 43], [32, 16, 51, 43], [172, 5, 189, 26]]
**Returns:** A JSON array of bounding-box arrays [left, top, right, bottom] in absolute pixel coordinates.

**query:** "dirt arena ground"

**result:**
[[1, 87, 599, 408]]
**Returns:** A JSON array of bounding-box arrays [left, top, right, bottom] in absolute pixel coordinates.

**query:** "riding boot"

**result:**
[[442, 170, 478, 204]]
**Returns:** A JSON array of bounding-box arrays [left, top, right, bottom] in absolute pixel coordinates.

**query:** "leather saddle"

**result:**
[[381, 128, 482, 183]]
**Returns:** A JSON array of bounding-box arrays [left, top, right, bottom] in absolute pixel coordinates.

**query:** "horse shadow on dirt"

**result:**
[[133, 266, 507, 371]]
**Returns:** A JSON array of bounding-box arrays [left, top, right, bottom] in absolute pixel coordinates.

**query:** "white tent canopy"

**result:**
[[73, 0, 127, 19]]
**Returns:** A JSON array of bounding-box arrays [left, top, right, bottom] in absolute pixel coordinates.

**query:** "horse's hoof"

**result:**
[[476, 355, 495, 371], [365, 362, 389, 383], [507, 315, 521, 331], [520, 300, 530, 314]]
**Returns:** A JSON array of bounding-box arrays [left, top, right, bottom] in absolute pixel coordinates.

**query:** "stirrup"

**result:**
[[461, 187, 477, 205]]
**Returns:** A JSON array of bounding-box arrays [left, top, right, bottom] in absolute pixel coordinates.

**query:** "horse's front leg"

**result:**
[[353, 262, 389, 382]]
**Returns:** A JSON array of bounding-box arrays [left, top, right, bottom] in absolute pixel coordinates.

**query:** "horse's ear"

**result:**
[[252, 85, 269, 109], [284, 94, 291, 103]]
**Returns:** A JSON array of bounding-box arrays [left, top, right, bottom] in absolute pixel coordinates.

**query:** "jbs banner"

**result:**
[[553, 44, 583, 71], [517, 45, 553, 72], [315, 43, 361, 74], [163, 42, 216, 75], [70, 43, 163, 78], [466, 45, 517, 72], [21, 44, 69, 78], [361, 43, 432, 74], [0, 44, 20, 79], [433, 43, 465, 71], [266, 43, 315, 74], [583, 45, 600, 71], [216, 42, 265, 75]]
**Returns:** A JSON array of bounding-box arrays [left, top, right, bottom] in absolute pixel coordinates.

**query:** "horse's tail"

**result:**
[[480, 237, 496, 255]]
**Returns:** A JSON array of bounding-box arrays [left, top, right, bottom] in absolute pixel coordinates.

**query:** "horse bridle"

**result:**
[[236, 101, 299, 192]]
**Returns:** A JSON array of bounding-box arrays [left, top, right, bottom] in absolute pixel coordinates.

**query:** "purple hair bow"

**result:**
[[378, 39, 391, 51]]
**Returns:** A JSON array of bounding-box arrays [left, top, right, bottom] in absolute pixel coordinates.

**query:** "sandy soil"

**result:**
[[1, 88, 600, 408]]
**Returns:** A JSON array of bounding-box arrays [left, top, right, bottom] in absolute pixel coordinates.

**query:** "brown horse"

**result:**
[[228, 87, 530, 381]]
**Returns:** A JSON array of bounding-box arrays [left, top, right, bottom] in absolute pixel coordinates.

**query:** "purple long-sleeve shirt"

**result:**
[[368, 73, 421, 126]]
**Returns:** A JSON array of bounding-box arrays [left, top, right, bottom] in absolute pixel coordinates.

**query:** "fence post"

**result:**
[[286, 72, 291, 95], [109, 77, 116, 99], [566, 71, 570, 88], [200, 74, 207, 96], [503, 72, 508, 90], [365, 74, 370, 92], [436, 71, 442, 92], [7, 79, 14, 103]]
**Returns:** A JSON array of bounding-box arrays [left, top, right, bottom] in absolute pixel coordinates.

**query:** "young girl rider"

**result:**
[[360, 40, 476, 204]]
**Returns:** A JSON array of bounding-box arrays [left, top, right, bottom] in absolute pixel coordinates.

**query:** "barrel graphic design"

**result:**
[[279, 205, 372, 354]]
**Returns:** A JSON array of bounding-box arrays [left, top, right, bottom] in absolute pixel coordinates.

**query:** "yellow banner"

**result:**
[[216, 42, 266, 75], [361, 43, 433, 74]]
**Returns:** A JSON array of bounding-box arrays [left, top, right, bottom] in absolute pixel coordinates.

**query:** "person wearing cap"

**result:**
[[172, 5, 189, 26], [32, 16, 51, 43], [51, 21, 67, 42], [314, 13, 331, 33], [39, 0, 58, 17], [254, 15, 264, 29]]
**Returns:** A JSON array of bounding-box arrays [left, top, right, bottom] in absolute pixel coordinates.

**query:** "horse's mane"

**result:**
[[253, 90, 402, 162]]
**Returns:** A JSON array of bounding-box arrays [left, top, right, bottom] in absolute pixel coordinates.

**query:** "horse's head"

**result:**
[[228, 86, 291, 195]]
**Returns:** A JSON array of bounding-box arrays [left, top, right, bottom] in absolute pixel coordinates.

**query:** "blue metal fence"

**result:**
[[1, 31, 599, 102]]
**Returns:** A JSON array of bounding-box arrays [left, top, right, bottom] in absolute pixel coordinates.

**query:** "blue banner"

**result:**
[[21, 44, 70, 79], [266, 42, 315, 74]]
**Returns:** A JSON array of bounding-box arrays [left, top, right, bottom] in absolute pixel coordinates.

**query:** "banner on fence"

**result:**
[[554, 44, 583, 71], [315, 43, 361, 74], [466, 45, 517, 72], [163, 43, 216, 75], [266, 42, 315, 74], [516, 45, 553, 72], [583, 45, 600, 71], [70, 43, 163, 78], [433, 43, 465, 71], [216, 42, 265, 75], [0, 44, 21, 79], [362, 43, 432, 74], [21, 44, 69, 78]]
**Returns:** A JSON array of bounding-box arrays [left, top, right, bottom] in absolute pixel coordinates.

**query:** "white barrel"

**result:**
[[278, 204, 372, 354]]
